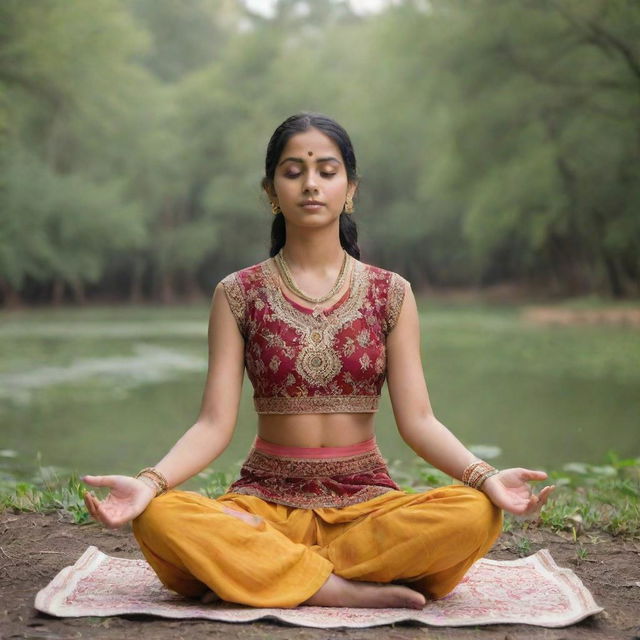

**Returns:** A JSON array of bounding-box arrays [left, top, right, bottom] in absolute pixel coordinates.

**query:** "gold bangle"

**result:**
[[135, 467, 169, 496], [136, 474, 161, 496], [462, 460, 498, 490]]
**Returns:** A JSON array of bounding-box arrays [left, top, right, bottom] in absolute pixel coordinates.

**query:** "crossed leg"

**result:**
[[132, 486, 501, 608], [317, 485, 503, 599]]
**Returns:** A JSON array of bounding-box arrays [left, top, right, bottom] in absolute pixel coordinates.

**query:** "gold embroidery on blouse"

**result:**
[[254, 394, 379, 414], [296, 344, 342, 385], [268, 355, 281, 373], [356, 329, 371, 347], [258, 259, 371, 389], [359, 353, 371, 370], [220, 273, 245, 334], [386, 272, 408, 334]]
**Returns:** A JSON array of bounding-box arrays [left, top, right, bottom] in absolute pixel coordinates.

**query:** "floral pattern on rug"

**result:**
[[35, 546, 603, 629]]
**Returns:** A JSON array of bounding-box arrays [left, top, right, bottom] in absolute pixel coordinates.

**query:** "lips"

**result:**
[[301, 200, 324, 206]]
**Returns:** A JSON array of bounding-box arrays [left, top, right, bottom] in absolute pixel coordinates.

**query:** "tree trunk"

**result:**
[[130, 257, 145, 304], [160, 271, 175, 305], [603, 254, 626, 298], [51, 278, 65, 306], [70, 278, 86, 305], [0, 278, 22, 309], [184, 274, 203, 302]]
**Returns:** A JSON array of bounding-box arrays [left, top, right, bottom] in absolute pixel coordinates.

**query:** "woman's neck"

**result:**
[[281, 227, 345, 275]]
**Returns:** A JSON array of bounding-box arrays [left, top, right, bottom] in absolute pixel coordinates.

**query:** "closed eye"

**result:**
[[284, 171, 336, 179]]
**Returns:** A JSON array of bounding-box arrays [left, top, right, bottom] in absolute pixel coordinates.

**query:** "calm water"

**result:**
[[0, 302, 638, 484]]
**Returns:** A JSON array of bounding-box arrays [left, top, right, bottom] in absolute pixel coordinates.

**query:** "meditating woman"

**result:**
[[83, 113, 554, 609]]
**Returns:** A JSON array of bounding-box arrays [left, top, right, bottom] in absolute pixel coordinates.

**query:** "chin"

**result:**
[[286, 213, 341, 227]]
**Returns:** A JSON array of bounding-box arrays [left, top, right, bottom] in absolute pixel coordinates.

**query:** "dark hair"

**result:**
[[263, 113, 360, 259]]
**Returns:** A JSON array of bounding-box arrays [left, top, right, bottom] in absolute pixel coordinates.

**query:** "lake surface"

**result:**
[[1, 302, 638, 485]]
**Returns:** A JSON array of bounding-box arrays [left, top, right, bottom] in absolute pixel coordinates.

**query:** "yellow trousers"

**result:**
[[132, 486, 502, 608]]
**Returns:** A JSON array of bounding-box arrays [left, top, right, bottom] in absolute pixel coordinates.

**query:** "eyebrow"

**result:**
[[278, 156, 342, 166]]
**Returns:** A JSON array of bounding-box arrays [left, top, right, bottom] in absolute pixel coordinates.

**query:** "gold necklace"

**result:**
[[276, 249, 350, 304]]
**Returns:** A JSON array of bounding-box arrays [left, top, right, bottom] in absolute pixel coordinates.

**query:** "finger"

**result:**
[[88, 493, 104, 521], [83, 492, 95, 518], [83, 492, 101, 522], [82, 475, 117, 489], [83, 491, 96, 513], [92, 501, 120, 529], [537, 485, 556, 506], [525, 494, 539, 512], [518, 469, 548, 482]]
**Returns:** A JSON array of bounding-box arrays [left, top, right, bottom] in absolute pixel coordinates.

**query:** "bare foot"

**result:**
[[200, 589, 220, 604], [303, 574, 425, 609]]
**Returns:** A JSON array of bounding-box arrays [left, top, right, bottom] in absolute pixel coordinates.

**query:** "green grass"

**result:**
[[390, 452, 640, 539], [2, 453, 638, 541], [535, 452, 640, 537], [0, 469, 90, 524]]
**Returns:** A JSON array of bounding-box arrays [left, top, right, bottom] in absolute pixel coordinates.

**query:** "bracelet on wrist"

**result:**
[[461, 460, 499, 490], [135, 467, 169, 497], [136, 474, 161, 495]]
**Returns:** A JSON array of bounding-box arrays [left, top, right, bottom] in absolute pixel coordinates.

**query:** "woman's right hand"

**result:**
[[82, 475, 156, 528]]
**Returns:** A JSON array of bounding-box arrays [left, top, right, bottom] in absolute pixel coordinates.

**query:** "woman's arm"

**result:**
[[83, 281, 245, 526], [386, 283, 554, 515], [150, 281, 245, 487], [386, 283, 476, 478]]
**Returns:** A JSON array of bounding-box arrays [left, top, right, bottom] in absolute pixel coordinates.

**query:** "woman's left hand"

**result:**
[[481, 468, 555, 516]]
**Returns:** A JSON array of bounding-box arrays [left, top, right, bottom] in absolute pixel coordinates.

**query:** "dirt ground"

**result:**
[[1, 512, 638, 640]]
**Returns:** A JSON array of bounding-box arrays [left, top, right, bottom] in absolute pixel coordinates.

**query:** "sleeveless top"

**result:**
[[220, 257, 409, 415]]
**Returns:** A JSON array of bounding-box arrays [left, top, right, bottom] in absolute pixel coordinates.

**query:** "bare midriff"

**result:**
[[257, 412, 376, 448]]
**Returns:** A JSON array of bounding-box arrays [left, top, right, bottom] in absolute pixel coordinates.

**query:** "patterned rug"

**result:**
[[35, 546, 602, 629]]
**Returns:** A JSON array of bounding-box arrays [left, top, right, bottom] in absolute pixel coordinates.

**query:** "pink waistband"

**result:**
[[254, 436, 377, 459]]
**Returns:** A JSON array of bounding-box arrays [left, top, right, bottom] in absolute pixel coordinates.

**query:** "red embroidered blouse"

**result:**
[[221, 257, 408, 414]]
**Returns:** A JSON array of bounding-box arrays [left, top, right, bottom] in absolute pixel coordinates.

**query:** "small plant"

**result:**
[[502, 515, 514, 533], [197, 469, 235, 499], [0, 470, 89, 523], [576, 546, 589, 561], [514, 536, 531, 557]]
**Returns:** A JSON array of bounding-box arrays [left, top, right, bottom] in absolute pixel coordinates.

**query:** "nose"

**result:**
[[303, 171, 319, 193]]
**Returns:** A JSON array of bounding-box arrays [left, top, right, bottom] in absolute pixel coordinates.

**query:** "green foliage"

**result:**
[[0, 465, 90, 524], [540, 453, 640, 537], [513, 536, 532, 557], [1, 451, 638, 537], [392, 451, 640, 539], [0, 148, 145, 289], [197, 468, 235, 499], [1, 0, 639, 303]]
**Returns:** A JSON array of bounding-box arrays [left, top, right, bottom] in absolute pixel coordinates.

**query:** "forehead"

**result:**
[[279, 128, 342, 161]]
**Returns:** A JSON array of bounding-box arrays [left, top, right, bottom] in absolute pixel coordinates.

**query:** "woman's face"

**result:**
[[269, 128, 356, 229]]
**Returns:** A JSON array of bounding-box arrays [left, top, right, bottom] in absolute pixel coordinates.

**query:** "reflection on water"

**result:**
[[0, 322, 205, 339], [0, 305, 638, 481], [0, 344, 206, 402]]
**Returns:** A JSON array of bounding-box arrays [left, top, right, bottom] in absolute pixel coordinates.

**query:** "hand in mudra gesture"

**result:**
[[481, 468, 555, 516], [83, 475, 155, 529]]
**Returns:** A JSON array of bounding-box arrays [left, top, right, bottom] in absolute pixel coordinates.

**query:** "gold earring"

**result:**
[[344, 196, 354, 214], [271, 201, 281, 215]]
